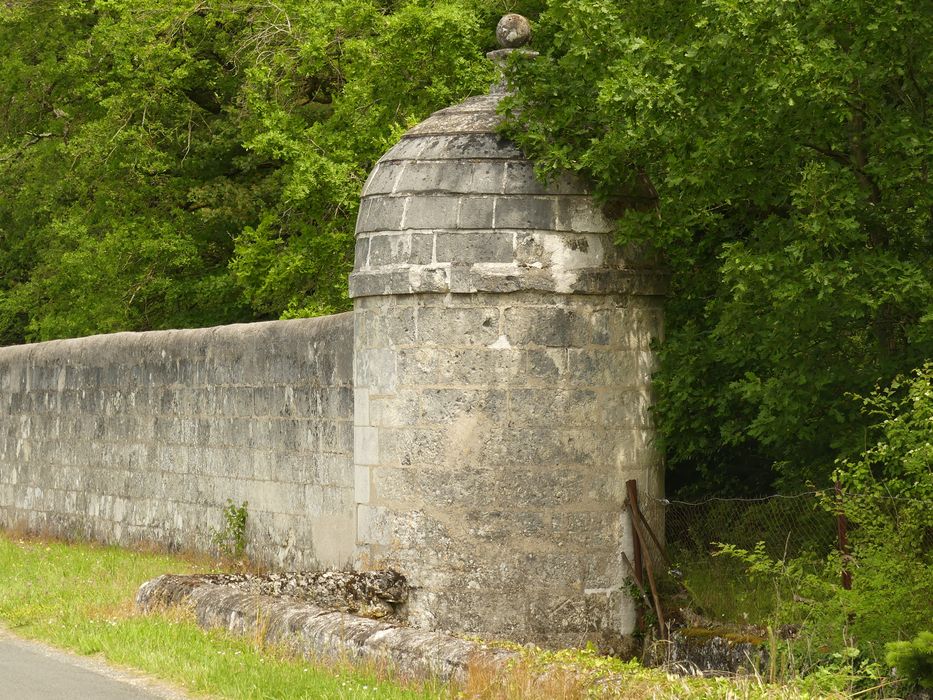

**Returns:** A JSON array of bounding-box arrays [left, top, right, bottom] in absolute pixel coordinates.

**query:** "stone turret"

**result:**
[[350, 15, 666, 649]]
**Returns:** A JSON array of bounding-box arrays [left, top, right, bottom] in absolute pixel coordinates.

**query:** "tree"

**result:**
[[0, 1, 257, 340], [226, 0, 500, 318], [0, 0, 518, 341], [502, 0, 933, 491]]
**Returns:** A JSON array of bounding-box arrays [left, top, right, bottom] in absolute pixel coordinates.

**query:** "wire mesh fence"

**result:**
[[628, 491, 842, 626], [656, 492, 837, 561], [615, 474, 933, 648], [631, 488, 932, 627], [648, 489, 932, 560]]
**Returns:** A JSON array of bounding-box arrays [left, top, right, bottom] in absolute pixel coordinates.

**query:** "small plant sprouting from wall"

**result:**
[[212, 499, 249, 561]]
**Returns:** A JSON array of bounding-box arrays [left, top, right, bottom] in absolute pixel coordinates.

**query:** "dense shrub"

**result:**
[[886, 632, 933, 690], [717, 365, 933, 675], [503, 0, 933, 490]]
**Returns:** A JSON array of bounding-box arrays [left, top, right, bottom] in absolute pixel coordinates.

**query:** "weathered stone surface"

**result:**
[[456, 196, 497, 228], [413, 133, 523, 161], [494, 195, 556, 230], [353, 292, 664, 648], [495, 13, 531, 49], [406, 111, 502, 137], [347, 52, 666, 648], [135, 574, 516, 682], [349, 89, 667, 300], [651, 628, 769, 676], [356, 196, 406, 233], [435, 231, 514, 263], [138, 570, 408, 620], [0, 315, 355, 570]]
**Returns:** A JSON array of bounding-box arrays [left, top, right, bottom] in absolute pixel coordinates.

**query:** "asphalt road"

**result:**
[[0, 630, 191, 700]]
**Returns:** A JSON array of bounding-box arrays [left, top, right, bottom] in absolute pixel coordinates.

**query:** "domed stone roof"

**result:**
[[349, 47, 665, 300]]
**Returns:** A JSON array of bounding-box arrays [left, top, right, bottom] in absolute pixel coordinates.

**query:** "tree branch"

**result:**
[[802, 140, 883, 208], [802, 142, 849, 168], [0, 131, 57, 163]]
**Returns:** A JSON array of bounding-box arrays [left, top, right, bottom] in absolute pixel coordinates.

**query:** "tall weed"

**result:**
[[717, 364, 933, 690]]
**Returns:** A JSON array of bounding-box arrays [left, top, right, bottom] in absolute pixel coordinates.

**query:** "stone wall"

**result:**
[[347, 87, 666, 649], [353, 291, 664, 649], [0, 314, 355, 569]]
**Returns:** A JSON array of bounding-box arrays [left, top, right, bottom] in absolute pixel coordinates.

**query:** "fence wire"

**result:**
[[654, 492, 837, 561], [649, 490, 932, 561], [632, 490, 930, 626]]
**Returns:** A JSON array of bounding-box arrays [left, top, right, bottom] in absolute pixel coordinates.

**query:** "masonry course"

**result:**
[[349, 61, 665, 649], [0, 314, 355, 570]]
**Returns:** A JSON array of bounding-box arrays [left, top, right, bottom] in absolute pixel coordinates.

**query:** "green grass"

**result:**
[[0, 530, 889, 699], [0, 532, 441, 699], [671, 546, 780, 626]]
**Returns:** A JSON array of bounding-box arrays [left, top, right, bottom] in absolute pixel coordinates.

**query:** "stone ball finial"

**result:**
[[496, 13, 531, 49]]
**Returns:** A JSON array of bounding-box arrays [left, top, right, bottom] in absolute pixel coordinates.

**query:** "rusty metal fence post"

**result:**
[[626, 479, 667, 640]]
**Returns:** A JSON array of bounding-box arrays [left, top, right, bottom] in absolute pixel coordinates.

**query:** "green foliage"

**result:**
[[0, 0, 510, 343], [0, 1, 254, 340], [212, 499, 248, 560], [714, 366, 933, 673], [225, 0, 499, 319], [835, 362, 933, 558], [886, 632, 933, 690], [672, 546, 780, 626], [502, 0, 933, 489], [713, 541, 833, 632], [0, 534, 437, 699], [830, 363, 933, 650]]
